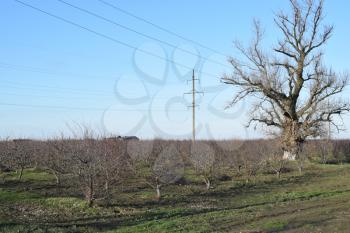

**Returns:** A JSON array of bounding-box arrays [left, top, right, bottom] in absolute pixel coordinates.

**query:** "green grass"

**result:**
[[0, 189, 40, 202], [1, 164, 350, 232], [262, 220, 288, 231], [1, 168, 54, 182]]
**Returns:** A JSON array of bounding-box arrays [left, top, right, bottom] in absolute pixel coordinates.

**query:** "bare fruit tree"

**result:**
[[9, 140, 36, 180], [240, 141, 267, 183], [0, 141, 8, 172], [99, 138, 131, 205], [0, 140, 11, 182], [130, 141, 184, 201], [44, 138, 72, 186], [152, 144, 184, 200], [189, 142, 216, 190], [262, 140, 287, 179], [223, 0, 349, 161]]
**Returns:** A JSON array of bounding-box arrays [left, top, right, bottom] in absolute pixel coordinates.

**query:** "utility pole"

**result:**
[[184, 70, 203, 142], [192, 70, 196, 142]]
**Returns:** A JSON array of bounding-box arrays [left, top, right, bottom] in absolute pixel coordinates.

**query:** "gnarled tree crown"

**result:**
[[223, 0, 349, 147]]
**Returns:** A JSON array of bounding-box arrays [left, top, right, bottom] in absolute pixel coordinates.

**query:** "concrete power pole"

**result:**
[[185, 70, 203, 142]]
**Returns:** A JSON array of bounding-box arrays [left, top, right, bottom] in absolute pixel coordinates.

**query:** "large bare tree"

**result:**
[[223, 0, 349, 160]]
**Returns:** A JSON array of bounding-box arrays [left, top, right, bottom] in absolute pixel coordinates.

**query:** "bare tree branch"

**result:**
[[223, 0, 349, 157]]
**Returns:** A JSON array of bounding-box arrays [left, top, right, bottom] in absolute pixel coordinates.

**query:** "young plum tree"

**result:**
[[130, 141, 184, 201], [9, 140, 36, 180], [263, 140, 287, 179], [240, 141, 267, 183], [189, 142, 216, 190], [99, 138, 131, 204], [43, 138, 72, 186]]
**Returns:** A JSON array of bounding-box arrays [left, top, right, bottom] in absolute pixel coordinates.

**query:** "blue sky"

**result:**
[[0, 0, 349, 139]]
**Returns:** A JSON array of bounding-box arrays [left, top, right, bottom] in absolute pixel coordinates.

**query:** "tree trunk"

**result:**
[[105, 180, 109, 194], [154, 177, 161, 201], [104, 180, 112, 206], [52, 170, 60, 186], [87, 197, 93, 207], [276, 170, 281, 179], [238, 165, 242, 174], [321, 150, 327, 164], [18, 167, 24, 181], [85, 177, 94, 207], [245, 174, 250, 184], [283, 151, 297, 160], [298, 160, 304, 175], [204, 178, 211, 190], [282, 120, 303, 161], [155, 184, 161, 201]]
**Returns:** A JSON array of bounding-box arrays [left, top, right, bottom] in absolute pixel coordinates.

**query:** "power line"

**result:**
[[0, 91, 100, 101], [0, 91, 211, 113], [56, 0, 230, 69], [1, 81, 204, 101], [12, 0, 218, 79], [0, 102, 189, 112], [98, 0, 229, 58], [0, 90, 202, 105], [0, 61, 183, 85], [0, 91, 116, 101], [0, 84, 186, 101], [2, 84, 115, 98], [2, 80, 111, 95], [0, 61, 113, 81]]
